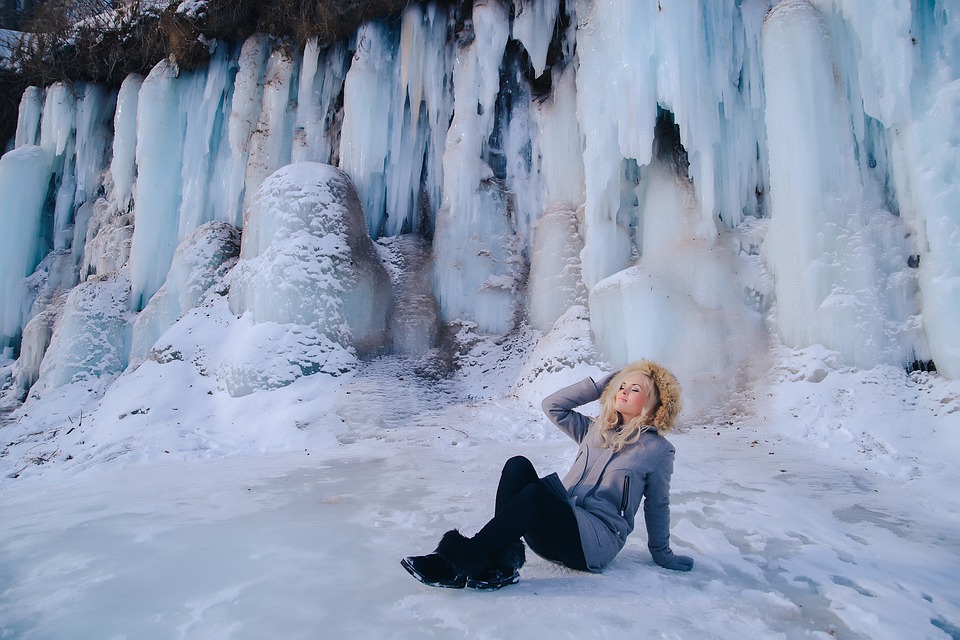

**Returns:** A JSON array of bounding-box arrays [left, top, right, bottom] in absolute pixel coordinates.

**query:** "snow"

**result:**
[[1, 338, 959, 639], [31, 271, 133, 393], [129, 221, 240, 367]]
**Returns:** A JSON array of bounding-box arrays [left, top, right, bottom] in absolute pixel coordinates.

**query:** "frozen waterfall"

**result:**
[[0, 0, 958, 410]]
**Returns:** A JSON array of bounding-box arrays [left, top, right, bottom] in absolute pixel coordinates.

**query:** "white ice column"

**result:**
[[761, 0, 914, 368], [14, 87, 44, 148], [130, 60, 185, 310], [110, 74, 144, 213], [242, 46, 296, 218], [431, 0, 520, 334], [0, 146, 53, 347]]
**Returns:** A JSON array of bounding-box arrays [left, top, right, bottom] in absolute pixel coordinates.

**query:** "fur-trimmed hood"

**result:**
[[600, 360, 682, 432]]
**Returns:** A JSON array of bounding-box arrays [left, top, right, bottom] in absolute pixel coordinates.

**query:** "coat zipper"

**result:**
[[620, 476, 631, 517]]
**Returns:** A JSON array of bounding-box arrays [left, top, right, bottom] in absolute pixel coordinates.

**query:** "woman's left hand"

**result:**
[[660, 555, 694, 571]]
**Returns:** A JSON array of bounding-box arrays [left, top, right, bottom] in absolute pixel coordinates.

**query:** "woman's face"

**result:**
[[615, 373, 652, 423]]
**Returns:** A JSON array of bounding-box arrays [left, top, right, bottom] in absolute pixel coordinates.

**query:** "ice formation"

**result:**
[[0, 0, 957, 409], [33, 272, 133, 394], [0, 146, 53, 352], [129, 221, 241, 367], [224, 162, 391, 396], [761, 0, 916, 369], [432, 0, 521, 335]]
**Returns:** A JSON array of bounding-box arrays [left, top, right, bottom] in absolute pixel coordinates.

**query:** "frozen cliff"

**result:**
[[0, 0, 957, 416]]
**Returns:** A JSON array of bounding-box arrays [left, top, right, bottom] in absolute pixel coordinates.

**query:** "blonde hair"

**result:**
[[596, 365, 662, 452]]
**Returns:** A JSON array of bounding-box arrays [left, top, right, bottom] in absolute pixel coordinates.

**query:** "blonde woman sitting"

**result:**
[[401, 360, 693, 590]]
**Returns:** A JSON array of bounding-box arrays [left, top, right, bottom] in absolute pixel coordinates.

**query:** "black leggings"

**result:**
[[472, 456, 588, 571]]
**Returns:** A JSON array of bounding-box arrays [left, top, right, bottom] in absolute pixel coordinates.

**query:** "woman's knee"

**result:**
[[502, 455, 535, 476]]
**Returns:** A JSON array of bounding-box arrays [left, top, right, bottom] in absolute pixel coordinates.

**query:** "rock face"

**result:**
[[223, 163, 392, 396]]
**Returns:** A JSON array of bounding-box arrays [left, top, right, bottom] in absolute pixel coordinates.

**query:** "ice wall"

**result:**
[[431, 0, 521, 334], [130, 44, 242, 310], [761, 0, 917, 369], [574, 0, 770, 290], [339, 4, 453, 238], [812, 0, 960, 378], [1, 0, 960, 412]]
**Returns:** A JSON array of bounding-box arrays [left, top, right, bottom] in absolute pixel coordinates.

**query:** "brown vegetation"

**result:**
[[1, 0, 464, 145]]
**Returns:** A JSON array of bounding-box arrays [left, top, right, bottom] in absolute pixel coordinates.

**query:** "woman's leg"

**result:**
[[492, 456, 587, 570], [495, 455, 540, 514], [471, 481, 588, 571], [521, 495, 588, 571]]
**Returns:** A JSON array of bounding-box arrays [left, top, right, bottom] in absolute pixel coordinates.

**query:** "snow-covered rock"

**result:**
[[224, 163, 392, 396]]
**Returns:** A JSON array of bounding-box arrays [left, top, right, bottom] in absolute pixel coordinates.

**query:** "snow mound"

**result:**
[[32, 271, 133, 394], [130, 221, 240, 367], [225, 163, 392, 395]]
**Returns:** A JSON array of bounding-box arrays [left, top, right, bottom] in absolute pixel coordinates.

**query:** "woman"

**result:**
[[401, 360, 693, 590]]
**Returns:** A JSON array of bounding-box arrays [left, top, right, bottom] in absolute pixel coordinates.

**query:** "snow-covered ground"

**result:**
[[1, 336, 959, 639]]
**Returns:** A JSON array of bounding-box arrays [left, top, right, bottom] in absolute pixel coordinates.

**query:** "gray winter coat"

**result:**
[[542, 376, 680, 572]]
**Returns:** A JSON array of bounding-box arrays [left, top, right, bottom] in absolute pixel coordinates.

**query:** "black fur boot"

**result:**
[[435, 530, 526, 591], [400, 553, 466, 589], [466, 540, 526, 590], [435, 529, 492, 578]]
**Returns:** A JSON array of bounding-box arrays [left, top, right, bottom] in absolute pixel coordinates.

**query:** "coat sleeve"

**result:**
[[541, 375, 613, 443], [643, 443, 678, 567]]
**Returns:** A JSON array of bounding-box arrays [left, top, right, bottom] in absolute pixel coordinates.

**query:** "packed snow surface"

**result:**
[[1, 339, 958, 639]]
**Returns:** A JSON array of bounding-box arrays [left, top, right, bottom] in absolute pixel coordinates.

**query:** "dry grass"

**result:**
[[1, 0, 468, 145]]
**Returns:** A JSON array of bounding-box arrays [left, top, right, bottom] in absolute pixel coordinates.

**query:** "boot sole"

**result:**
[[466, 572, 520, 591]]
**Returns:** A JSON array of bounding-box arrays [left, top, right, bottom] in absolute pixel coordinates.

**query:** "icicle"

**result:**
[[129, 60, 185, 310], [431, 0, 520, 334], [179, 43, 234, 238], [0, 146, 53, 346], [339, 21, 399, 237], [511, 0, 559, 77], [292, 38, 350, 166], [242, 45, 296, 218], [14, 87, 44, 149]]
